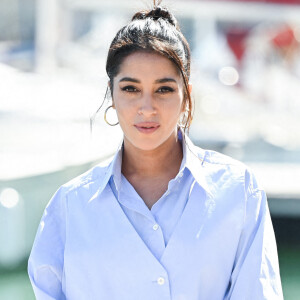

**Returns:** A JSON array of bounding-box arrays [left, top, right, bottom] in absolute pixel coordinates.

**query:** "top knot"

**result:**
[[131, 6, 178, 29]]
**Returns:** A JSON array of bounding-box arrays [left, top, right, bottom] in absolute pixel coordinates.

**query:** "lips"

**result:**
[[134, 122, 160, 134]]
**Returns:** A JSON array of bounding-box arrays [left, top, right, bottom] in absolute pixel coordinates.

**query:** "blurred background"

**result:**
[[0, 0, 300, 299]]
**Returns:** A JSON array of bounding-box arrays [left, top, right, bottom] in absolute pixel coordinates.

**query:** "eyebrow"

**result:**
[[118, 77, 177, 84]]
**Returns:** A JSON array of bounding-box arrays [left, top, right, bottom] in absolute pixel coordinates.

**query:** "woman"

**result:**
[[28, 3, 283, 300]]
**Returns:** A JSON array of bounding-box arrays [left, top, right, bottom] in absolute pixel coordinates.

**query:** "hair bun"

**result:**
[[132, 6, 178, 28]]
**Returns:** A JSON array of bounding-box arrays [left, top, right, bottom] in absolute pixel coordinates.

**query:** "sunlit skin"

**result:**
[[111, 51, 192, 208]]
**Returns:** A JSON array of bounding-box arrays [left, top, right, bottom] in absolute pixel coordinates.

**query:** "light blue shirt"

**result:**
[[28, 134, 283, 300], [108, 133, 193, 261]]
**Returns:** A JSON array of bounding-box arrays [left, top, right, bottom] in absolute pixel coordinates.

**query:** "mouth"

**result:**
[[134, 122, 160, 134]]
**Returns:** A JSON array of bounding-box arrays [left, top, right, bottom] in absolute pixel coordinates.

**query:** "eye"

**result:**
[[157, 86, 175, 94], [121, 85, 139, 93]]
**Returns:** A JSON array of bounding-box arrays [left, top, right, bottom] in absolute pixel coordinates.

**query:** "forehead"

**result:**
[[117, 51, 180, 79]]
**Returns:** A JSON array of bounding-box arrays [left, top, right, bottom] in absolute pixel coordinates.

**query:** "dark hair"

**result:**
[[105, 4, 193, 130]]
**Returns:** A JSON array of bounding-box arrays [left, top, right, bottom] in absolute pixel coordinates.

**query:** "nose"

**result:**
[[138, 93, 157, 116]]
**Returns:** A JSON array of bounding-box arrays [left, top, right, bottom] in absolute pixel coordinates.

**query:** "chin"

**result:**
[[123, 127, 178, 152], [125, 133, 175, 152], [130, 140, 163, 152]]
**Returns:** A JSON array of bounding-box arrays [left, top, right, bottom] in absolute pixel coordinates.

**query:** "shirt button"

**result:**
[[178, 172, 183, 178], [152, 224, 159, 231], [157, 277, 165, 285]]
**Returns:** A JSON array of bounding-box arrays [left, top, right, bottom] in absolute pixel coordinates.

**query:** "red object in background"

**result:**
[[272, 27, 296, 48], [225, 28, 250, 62]]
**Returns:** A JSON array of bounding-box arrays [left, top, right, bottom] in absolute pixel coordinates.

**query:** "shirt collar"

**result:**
[[178, 131, 213, 199], [111, 145, 123, 193], [88, 143, 122, 203], [92, 130, 213, 202]]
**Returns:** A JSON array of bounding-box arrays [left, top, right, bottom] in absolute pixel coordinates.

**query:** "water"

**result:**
[[0, 270, 33, 300], [279, 245, 300, 300]]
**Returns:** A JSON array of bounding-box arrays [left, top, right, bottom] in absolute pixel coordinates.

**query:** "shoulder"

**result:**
[[185, 134, 245, 169], [202, 147, 245, 168], [192, 143, 247, 171], [56, 155, 114, 198], [191, 144, 263, 194], [38, 155, 115, 226]]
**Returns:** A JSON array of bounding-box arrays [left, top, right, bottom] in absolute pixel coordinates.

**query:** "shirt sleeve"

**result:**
[[28, 187, 67, 300], [225, 172, 284, 299]]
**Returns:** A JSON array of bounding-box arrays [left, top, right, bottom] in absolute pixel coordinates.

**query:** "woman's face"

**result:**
[[112, 51, 189, 152]]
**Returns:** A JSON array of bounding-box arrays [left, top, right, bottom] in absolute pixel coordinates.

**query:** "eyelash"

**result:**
[[121, 86, 138, 93], [121, 86, 175, 94]]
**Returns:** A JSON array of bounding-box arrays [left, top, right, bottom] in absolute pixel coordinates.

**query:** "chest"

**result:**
[[63, 182, 245, 300]]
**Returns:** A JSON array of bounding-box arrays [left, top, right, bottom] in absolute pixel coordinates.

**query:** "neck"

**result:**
[[122, 132, 183, 178]]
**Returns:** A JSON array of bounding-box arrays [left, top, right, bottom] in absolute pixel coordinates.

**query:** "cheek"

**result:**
[[174, 94, 186, 114], [112, 91, 125, 112], [114, 100, 134, 123], [162, 102, 184, 126]]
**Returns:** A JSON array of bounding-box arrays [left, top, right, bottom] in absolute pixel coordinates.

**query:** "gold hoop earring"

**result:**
[[104, 105, 119, 126]]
